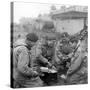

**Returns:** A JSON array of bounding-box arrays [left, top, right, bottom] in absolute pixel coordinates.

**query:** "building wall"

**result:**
[[54, 18, 84, 35]]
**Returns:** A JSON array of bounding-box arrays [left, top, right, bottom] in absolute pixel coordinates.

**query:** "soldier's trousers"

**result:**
[[13, 76, 44, 88], [66, 72, 88, 85]]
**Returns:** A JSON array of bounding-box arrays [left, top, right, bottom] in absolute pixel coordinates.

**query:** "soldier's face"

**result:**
[[72, 42, 77, 48], [30, 42, 35, 46], [27, 40, 35, 47]]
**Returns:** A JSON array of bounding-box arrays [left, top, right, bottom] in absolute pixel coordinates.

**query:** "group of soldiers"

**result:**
[[12, 27, 88, 88]]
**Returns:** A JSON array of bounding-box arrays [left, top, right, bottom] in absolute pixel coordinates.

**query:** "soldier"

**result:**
[[30, 37, 58, 86], [40, 39, 57, 86], [30, 37, 53, 69], [66, 34, 88, 84], [43, 39, 55, 63], [53, 37, 73, 85], [13, 33, 43, 88]]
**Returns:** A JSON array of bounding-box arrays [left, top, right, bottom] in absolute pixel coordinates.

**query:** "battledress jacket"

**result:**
[[30, 40, 51, 68], [13, 39, 43, 87], [67, 40, 88, 84]]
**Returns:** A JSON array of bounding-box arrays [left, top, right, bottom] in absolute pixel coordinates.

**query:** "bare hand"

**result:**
[[60, 74, 67, 79]]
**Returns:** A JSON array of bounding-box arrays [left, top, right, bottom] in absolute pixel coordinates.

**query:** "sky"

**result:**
[[13, 2, 87, 24], [14, 2, 63, 23]]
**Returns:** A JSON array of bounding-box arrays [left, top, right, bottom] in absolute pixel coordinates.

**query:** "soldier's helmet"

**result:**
[[61, 32, 69, 38], [25, 33, 39, 48], [26, 33, 38, 42], [61, 38, 69, 44], [70, 36, 78, 43], [60, 32, 70, 43]]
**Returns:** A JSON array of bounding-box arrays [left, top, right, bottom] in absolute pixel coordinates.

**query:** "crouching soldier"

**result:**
[[30, 37, 53, 69], [66, 37, 88, 85], [13, 33, 43, 88], [30, 38, 56, 86], [53, 38, 73, 85]]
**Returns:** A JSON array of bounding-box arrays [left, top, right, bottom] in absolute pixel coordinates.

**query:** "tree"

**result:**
[[50, 5, 57, 11], [19, 17, 37, 33], [60, 5, 66, 11], [38, 14, 42, 17]]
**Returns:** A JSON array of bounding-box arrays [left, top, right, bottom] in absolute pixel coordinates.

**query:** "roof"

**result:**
[[52, 11, 88, 19], [51, 6, 88, 19]]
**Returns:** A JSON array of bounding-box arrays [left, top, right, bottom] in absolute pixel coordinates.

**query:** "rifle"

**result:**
[[69, 41, 80, 59]]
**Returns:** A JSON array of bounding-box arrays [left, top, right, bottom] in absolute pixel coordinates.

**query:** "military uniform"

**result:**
[[54, 40, 73, 72], [53, 40, 73, 85], [66, 40, 88, 84], [30, 39, 52, 68], [13, 39, 43, 88]]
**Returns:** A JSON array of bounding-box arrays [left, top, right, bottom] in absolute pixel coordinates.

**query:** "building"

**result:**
[[51, 6, 88, 35], [35, 14, 56, 39], [36, 14, 54, 30]]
